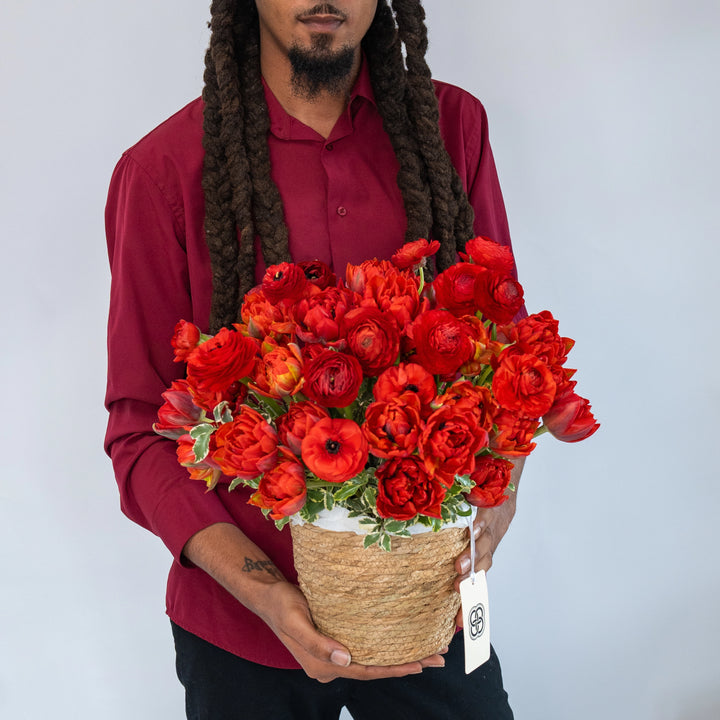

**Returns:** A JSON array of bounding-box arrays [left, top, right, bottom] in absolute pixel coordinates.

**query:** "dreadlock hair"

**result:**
[[203, 0, 475, 332]]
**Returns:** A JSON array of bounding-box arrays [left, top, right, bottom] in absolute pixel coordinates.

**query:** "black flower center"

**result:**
[[325, 440, 341, 455]]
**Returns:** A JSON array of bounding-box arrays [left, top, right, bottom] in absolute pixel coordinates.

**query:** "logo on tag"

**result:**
[[468, 602, 486, 640]]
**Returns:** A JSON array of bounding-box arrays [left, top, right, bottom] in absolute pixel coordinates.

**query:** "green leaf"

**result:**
[[358, 517, 379, 528], [383, 520, 408, 534], [274, 516, 292, 530], [323, 492, 335, 511], [333, 483, 362, 503], [189, 424, 214, 462], [380, 534, 393, 552], [228, 477, 244, 492], [363, 532, 381, 549]]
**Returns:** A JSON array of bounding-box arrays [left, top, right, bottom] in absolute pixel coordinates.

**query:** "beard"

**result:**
[[288, 35, 356, 100]]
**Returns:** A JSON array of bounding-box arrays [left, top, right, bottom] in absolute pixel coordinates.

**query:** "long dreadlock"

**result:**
[[203, 0, 475, 332]]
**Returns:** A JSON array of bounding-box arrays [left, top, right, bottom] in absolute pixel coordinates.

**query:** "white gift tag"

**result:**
[[459, 570, 491, 674]]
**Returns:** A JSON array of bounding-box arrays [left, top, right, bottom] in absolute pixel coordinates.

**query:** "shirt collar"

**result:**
[[264, 54, 377, 141]]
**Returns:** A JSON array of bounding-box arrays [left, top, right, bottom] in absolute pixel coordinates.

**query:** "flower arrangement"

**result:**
[[154, 237, 599, 550]]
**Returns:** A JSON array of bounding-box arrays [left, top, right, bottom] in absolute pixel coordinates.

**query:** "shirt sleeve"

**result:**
[[438, 85, 528, 320], [104, 153, 235, 563]]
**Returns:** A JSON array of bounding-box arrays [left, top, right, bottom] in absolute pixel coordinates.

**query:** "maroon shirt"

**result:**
[[105, 62, 520, 668]]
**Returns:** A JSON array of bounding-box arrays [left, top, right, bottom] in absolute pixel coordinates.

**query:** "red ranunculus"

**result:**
[[211, 406, 278, 479], [298, 260, 337, 290], [359, 265, 425, 328], [302, 349, 363, 408], [262, 262, 308, 304], [435, 380, 497, 432], [301, 417, 368, 483], [542, 386, 600, 443], [276, 401, 330, 455], [411, 309, 475, 376], [346, 258, 395, 295], [492, 348, 557, 417], [505, 311, 574, 368], [153, 379, 205, 439], [474, 268, 524, 324], [171, 320, 202, 362], [240, 288, 292, 340], [420, 406, 488, 486], [432, 263, 484, 316], [363, 394, 423, 459], [390, 238, 440, 270], [461, 236, 516, 275], [490, 409, 539, 457], [249, 449, 307, 519], [373, 362, 437, 417], [342, 306, 400, 376], [292, 285, 357, 345], [375, 456, 446, 521], [466, 456, 514, 508], [186, 327, 258, 409]]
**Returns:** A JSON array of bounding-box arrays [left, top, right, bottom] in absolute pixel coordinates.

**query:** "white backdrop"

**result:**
[[1, 1, 718, 718]]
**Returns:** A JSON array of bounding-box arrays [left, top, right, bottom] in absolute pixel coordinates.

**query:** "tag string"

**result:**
[[467, 506, 477, 585]]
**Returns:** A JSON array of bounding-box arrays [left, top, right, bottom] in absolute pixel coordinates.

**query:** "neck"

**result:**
[[260, 47, 362, 139]]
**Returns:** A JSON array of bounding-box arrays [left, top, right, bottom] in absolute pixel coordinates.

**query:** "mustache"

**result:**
[[297, 4, 349, 21]]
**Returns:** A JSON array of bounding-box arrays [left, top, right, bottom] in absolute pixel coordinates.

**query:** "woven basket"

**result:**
[[290, 522, 468, 666]]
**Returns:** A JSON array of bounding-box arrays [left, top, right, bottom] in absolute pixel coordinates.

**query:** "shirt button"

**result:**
[[325, 143, 334, 151], [337, 206, 347, 217]]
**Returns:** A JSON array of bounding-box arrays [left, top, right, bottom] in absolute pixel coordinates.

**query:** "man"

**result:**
[[105, 1, 524, 717]]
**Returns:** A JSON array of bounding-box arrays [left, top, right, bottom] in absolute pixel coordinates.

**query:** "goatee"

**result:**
[[288, 37, 356, 100]]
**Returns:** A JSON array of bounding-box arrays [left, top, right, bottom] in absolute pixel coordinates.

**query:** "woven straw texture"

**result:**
[[290, 523, 469, 666]]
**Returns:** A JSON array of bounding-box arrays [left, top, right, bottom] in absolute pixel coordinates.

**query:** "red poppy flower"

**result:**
[[376, 456, 446, 521], [373, 362, 437, 416], [301, 417, 368, 483], [276, 401, 330, 455]]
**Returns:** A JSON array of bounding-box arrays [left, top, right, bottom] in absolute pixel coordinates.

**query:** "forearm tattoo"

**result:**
[[242, 556, 283, 581]]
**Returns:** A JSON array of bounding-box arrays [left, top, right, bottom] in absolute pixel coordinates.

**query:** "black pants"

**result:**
[[172, 622, 513, 720]]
